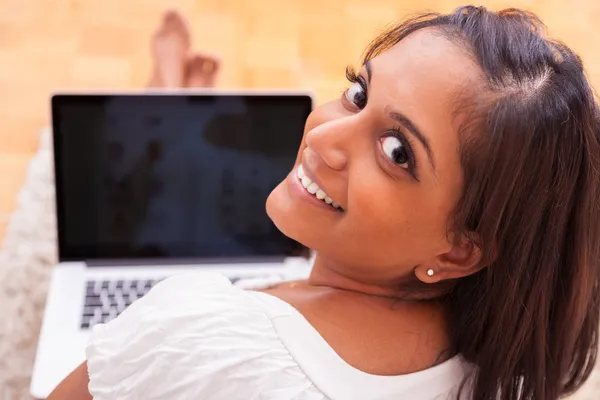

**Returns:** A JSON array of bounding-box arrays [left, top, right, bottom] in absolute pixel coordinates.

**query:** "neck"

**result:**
[[308, 254, 415, 299], [307, 253, 453, 301], [307, 253, 455, 363]]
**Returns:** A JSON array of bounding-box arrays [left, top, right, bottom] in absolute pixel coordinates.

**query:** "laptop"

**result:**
[[30, 90, 314, 399]]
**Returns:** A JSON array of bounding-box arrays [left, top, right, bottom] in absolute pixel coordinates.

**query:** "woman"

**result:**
[[49, 6, 600, 400]]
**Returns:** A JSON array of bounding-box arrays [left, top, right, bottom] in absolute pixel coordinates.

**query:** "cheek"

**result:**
[[341, 175, 453, 266]]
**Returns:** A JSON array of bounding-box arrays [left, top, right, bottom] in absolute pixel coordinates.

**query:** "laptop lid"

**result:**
[[51, 91, 312, 263]]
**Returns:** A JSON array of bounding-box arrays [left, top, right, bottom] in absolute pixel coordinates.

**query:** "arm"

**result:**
[[46, 274, 232, 400], [47, 362, 93, 400]]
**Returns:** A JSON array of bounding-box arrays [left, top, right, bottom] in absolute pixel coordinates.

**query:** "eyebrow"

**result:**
[[363, 60, 436, 172]]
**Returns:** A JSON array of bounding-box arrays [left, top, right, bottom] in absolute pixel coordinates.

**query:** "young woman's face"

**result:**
[[267, 29, 481, 282]]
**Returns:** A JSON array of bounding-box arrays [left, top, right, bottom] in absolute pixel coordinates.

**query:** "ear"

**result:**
[[416, 233, 484, 283]]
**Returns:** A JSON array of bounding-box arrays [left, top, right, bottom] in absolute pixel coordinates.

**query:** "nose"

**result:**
[[304, 117, 355, 171]]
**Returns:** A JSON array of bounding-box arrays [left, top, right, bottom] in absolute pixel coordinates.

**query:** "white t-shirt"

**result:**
[[86, 273, 473, 400]]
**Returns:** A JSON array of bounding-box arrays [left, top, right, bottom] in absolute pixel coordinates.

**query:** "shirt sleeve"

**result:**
[[85, 272, 284, 400]]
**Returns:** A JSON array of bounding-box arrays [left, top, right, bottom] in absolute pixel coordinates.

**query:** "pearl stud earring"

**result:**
[[427, 269, 435, 277]]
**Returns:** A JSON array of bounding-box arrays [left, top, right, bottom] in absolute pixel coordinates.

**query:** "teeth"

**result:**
[[301, 176, 312, 187], [297, 165, 341, 210]]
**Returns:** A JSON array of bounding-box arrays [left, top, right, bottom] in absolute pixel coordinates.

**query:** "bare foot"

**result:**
[[148, 10, 190, 88], [185, 53, 220, 88]]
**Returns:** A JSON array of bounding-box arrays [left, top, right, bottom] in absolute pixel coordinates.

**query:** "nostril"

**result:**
[[314, 146, 347, 171], [304, 143, 347, 172], [323, 149, 347, 171], [304, 145, 347, 174]]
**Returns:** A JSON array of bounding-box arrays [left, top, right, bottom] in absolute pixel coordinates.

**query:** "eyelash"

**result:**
[[345, 67, 368, 97], [344, 66, 418, 180]]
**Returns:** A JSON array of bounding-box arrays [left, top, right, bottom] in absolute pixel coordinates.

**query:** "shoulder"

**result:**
[[90, 273, 258, 336], [86, 272, 304, 399], [87, 272, 270, 350]]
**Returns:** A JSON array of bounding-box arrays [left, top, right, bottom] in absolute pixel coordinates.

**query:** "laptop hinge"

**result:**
[[84, 256, 291, 267]]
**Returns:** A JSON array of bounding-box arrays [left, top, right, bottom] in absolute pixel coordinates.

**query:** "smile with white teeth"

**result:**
[[296, 165, 342, 210]]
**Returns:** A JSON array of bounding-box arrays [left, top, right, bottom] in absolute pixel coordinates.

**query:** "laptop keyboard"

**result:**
[[81, 276, 244, 329], [82, 279, 160, 329]]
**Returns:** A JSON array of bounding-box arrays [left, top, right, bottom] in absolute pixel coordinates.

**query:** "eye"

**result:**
[[381, 135, 410, 169], [345, 81, 367, 109]]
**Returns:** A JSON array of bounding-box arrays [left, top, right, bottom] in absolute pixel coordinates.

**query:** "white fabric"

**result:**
[[86, 272, 472, 400]]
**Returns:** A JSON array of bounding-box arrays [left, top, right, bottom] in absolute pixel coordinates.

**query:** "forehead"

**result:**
[[369, 28, 480, 116]]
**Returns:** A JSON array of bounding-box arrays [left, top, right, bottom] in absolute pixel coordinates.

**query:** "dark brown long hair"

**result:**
[[364, 6, 600, 400]]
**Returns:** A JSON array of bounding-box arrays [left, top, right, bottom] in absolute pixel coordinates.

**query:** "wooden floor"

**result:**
[[1, 0, 600, 243]]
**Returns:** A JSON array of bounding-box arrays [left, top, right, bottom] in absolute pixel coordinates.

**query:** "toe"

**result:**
[[163, 9, 180, 27], [163, 9, 189, 37], [185, 54, 220, 88]]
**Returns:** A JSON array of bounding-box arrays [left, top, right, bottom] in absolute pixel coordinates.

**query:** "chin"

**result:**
[[266, 179, 297, 237], [266, 177, 320, 251]]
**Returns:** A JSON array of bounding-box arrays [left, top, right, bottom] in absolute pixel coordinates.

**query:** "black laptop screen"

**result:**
[[52, 94, 311, 261]]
